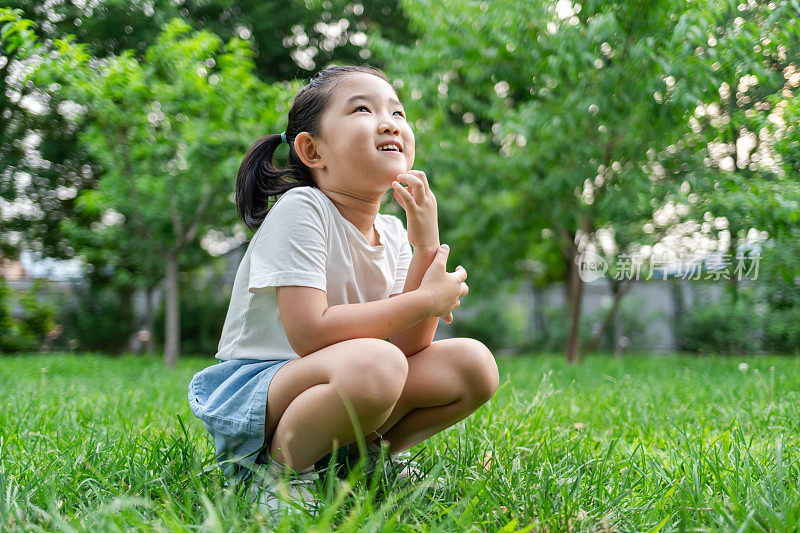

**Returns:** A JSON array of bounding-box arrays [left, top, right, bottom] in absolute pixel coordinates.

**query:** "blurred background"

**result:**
[[1, 0, 798, 367]]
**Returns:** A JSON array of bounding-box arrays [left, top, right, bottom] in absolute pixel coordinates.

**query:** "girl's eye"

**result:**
[[353, 105, 405, 118]]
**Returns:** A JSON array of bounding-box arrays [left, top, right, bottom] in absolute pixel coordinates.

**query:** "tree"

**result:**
[[653, 0, 800, 302], [374, 0, 692, 362], [3, 0, 416, 82], [1, 8, 100, 262], [31, 19, 292, 367], [2, 1, 418, 281]]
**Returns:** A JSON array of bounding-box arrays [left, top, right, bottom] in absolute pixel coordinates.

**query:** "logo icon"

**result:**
[[576, 249, 608, 282]]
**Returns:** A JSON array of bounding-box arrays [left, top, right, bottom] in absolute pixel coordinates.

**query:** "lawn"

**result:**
[[2, 353, 799, 531]]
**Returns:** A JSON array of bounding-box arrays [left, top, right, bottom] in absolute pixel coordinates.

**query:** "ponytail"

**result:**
[[235, 132, 315, 230]]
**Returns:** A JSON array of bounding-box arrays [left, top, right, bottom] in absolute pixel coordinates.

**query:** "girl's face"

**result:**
[[308, 73, 415, 195]]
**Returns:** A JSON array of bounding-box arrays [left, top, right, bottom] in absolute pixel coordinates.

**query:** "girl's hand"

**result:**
[[391, 170, 439, 250], [418, 244, 469, 324]]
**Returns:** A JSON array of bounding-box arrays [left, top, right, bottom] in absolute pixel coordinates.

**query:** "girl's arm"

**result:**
[[384, 170, 446, 355], [277, 244, 465, 358], [387, 245, 441, 356], [276, 285, 434, 357]]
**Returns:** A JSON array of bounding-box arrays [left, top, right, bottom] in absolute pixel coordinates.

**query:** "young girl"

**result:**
[[188, 65, 499, 511]]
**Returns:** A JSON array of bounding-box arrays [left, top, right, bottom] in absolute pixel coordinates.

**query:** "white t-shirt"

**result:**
[[216, 185, 412, 361]]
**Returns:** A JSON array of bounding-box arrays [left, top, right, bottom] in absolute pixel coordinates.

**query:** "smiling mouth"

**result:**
[[377, 142, 403, 153]]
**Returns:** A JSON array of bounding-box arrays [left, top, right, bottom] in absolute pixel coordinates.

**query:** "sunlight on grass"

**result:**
[[2, 353, 799, 531]]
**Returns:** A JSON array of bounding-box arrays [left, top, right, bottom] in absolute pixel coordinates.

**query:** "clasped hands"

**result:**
[[391, 170, 469, 324]]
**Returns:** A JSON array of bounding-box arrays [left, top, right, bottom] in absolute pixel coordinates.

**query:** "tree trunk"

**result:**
[[119, 286, 135, 353], [728, 239, 739, 303], [561, 258, 571, 304], [670, 278, 685, 352], [164, 252, 180, 369], [612, 286, 623, 357], [144, 285, 156, 354], [532, 285, 545, 334], [565, 251, 583, 364]]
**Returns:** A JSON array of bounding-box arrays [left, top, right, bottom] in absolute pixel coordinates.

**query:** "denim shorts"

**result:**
[[187, 358, 349, 480]]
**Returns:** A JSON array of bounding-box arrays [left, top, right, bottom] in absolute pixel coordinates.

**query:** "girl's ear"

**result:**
[[294, 132, 325, 169]]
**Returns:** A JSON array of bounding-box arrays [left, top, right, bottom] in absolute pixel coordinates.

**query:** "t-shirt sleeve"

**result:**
[[248, 190, 328, 294], [391, 216, 412, 295]]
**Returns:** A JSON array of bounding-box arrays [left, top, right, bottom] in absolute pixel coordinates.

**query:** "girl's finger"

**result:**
[[392, 186, 406, 209], [392, 180, 415, 208], [394, 174, 420, 203], [396, 174, 427, 206], [453, 299, 461, 309], [460, 282, 469, 297], [443, 311, 453, 324], [406, 170, 431, 196]]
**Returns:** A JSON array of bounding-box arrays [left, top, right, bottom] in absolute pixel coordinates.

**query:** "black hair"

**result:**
[[236, 65, 393, 230]]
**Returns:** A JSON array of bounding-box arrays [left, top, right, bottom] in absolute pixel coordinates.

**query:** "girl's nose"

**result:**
[[378, 110, 400, 135], [379, 121, 400, 135]]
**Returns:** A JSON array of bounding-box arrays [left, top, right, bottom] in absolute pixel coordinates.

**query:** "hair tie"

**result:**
[[280, 131, 287, 144]]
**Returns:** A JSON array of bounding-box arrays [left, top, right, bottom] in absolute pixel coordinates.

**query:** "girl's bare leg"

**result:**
[[361, 337, 499, 455], [263, 338, 409, 470]]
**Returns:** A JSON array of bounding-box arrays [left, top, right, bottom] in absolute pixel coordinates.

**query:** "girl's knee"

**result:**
[[455, 338, 499, 405], [332, 338, 408, 412]]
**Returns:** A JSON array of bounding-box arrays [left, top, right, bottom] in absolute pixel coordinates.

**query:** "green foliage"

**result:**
[[656, 0, 800, 250], [371, 0, 800, 362], [0, 8, 36, 55], [4, 1, 800, 362], [760, 235, 800, 311], [758, 233, 800, 354], [1, 8, 101, 261], [27, 17, 295, 360], [375, 0, 693, 294], [58, 283, 135, 354], [676, 291, 762, 355], [2, 0, 417, 260], [773, 90, 800, 186], [3, 0, 414, 82], [762, 308, 800, 355], [41, 17, 290, 258], [447, 289, 525, 352], [0, 279, 56, 353], [16, 283, 56, 344]]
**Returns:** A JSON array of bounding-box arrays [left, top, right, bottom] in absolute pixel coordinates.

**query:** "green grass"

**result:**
[[2, 353, 800, 531]]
